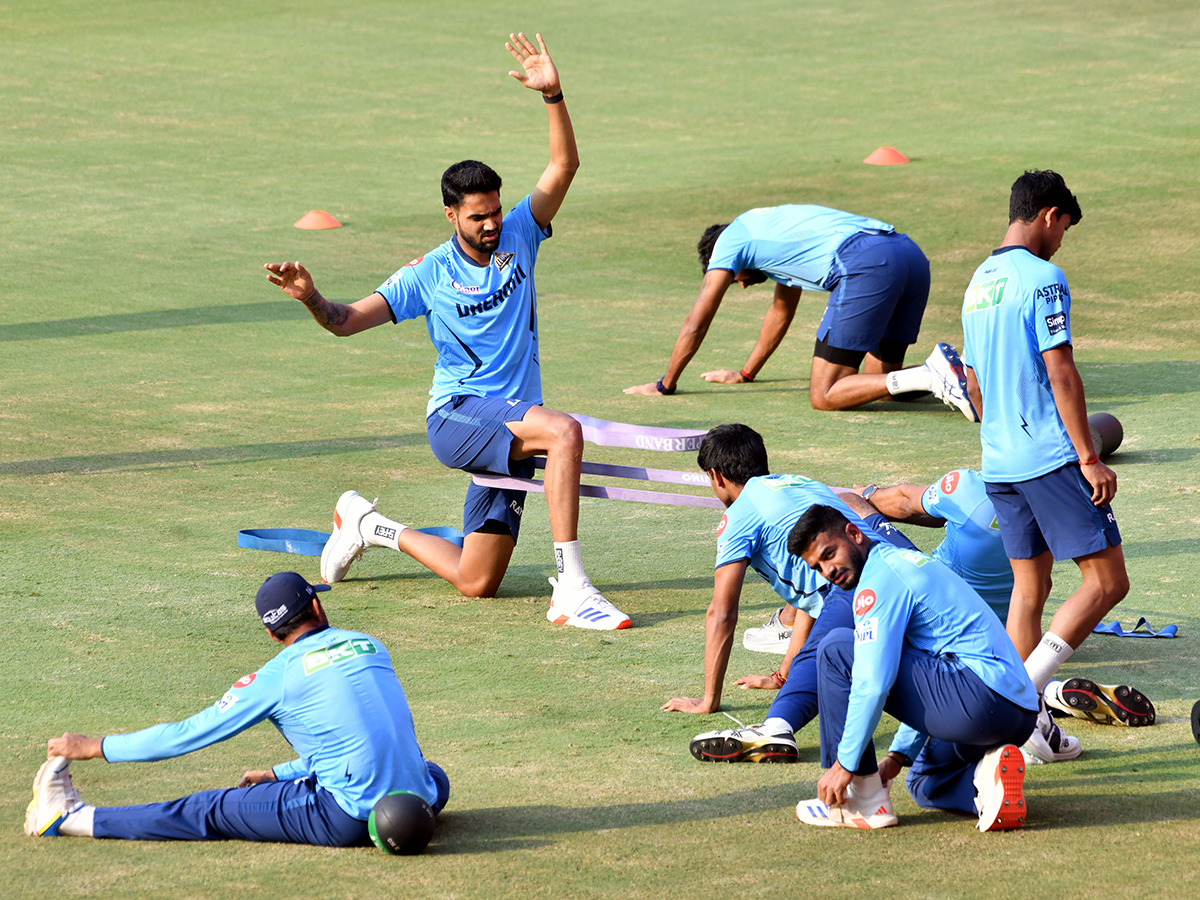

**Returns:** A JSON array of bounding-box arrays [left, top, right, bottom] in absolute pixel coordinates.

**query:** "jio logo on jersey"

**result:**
[[941, 471, 959, 494], [717, 513, 728, 537], [854, 589, 877, 616], [232, 673, 256, 690]]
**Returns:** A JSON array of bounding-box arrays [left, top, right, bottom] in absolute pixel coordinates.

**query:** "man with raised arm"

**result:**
[[623, 205, 976, 418], [264, 34, 629, 630]]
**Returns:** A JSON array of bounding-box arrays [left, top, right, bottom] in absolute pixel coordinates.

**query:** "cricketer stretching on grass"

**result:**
[[264, 33, 630, 631]]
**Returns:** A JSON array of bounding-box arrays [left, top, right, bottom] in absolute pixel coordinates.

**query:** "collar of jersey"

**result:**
[[451, 235, 492, 268], [991, 245, 1028, 257], [291, 623, 331, 645]]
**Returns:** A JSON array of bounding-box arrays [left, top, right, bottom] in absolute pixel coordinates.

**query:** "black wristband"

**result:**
[[542, 91, 564, 104], [656, 378, 676, 396]]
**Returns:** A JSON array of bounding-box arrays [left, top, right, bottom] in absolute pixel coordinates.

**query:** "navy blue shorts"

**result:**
[[985, 464, 1121, 561], [816, 232, 930, 353], [427, 395, 537, 540]]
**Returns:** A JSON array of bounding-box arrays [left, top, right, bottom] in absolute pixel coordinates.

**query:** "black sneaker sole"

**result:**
[[1191, 700, 1200, 745], [1058, 678, 1155, 727], [689, 736, 798, 763]]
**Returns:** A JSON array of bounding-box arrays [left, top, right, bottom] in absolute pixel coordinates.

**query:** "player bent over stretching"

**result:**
[[791, 506, 1038, 832], [960, 171, 1145, 723], [265, 34, 628, 630]]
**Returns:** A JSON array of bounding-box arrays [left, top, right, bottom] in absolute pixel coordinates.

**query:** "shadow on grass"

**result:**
[[1110, 447, 1200, 465], [0, 301, 312, 341], [0, 434, 424, 476], [1081, 361, 1200, 398], [431, 784, 797, 853], [1123, 538, 1200, 559]]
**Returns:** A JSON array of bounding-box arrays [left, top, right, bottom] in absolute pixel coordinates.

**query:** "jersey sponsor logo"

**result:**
[[374, 524, 396, 541], [963, 277, 1008, 314], [402, 255, 424, 268], [450, 279, 482, 295], [940, 471, 960, 494], [898, 549, 930, 567], [1045, 312, 1066, 335], [261, 603, 290, 627], [216, 691, 239, 713], [1035, 282, 1069, 305], [232, 673, 256, 689], [493, 251, 514, 272], [455, 263, 526, 318], [717, 513, 728, 537], [854, 617, 878, 644], [854, 589, 876, 616], [764, 474, 817, 491], [633, 434, 703, 452], [923, 484, 939, 509], [302, 637, 378, 676]]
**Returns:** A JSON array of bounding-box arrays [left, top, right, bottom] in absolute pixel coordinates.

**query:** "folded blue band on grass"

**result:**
[[1092, 617, 1178, 638], [238, 525, 465, 556]]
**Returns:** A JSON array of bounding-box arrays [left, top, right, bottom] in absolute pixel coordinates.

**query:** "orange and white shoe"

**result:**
[[546, 577, 631, 630], [795, 771, 898, 829], [974, 744, 1026, 832], [320, 490, 376, 584]]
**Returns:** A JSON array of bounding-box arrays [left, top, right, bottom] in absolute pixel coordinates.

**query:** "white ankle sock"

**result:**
[[761, 717, 794, 737], [554, 540, 586, 584], [1024, 631, 1074, 693], [59, 805, 95, 837], [360, 511, 407, 550], [886, 366, 932, 395]]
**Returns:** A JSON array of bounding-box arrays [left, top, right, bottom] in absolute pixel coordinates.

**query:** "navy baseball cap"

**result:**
[[255, 572, 331, 629]]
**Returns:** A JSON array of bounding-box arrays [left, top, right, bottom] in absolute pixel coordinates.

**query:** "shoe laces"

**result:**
[[58, 768, 82, 810]]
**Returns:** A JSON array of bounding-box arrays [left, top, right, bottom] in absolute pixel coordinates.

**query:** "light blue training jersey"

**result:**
[[715, 474, 887, 617], [376, 195, 550, 417], [706, 205, 894, 292], [839, 542, 1038, 771], [923, 469, 1013, 621], [102, 626, 439, 820], [960, 246, 1076, 482]]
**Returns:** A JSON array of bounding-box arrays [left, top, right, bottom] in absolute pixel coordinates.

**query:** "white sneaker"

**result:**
[[320, 490, 376, 584], [1021, 699, 1083, 764], [742, 607, 793, 654], [25, 757, 84, 837], [974, 744, 1026, 831], [925, 343, 979, 422], [546, 577, 631, 630], [690, 726, 798, 763], [795, 771, 898, 829]]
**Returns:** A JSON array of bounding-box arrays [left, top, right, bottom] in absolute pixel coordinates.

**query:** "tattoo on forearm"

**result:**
[[302, 289, 350, 330]]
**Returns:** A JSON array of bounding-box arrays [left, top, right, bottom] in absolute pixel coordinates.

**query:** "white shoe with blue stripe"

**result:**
[[547, 577, 631, 630], [795, 771, 898, 829], [25, 757, 84, 837]]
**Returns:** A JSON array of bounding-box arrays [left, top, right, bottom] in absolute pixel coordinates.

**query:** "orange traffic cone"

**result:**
[[864, 147, 910, 166], [294, 210, 342, 229]]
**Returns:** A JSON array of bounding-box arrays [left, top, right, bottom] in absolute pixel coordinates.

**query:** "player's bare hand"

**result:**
[[877, 755, 903, 788], [506, 33, 560, 95], [237, 770, 278, 788], [624, 381, 668, 396], [47, 733, 105, 760], [735, 674, 778, 690], [701, 369, 747, 385], [817, 761, 853, 807], [264, 261, 315, 303], [1080, 458, 1117, 506], [662, 696, 717, 714]]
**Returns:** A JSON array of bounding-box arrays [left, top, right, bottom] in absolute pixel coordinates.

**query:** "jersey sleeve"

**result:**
[[837, 569, 915, 771], [1031, 267, 1072, 352], [101, 664, 282, 764], [376, 256, 434, 324], [504, 194, 552, 257], [706, 220, 751, 274], [714, 506, 758, 569], [887, 723, 928, 763], [272, 757, 309, 781], [921, 470, 967, 523]]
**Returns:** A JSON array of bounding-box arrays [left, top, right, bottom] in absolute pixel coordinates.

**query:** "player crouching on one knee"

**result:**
[[789, 506, 1038, 832]]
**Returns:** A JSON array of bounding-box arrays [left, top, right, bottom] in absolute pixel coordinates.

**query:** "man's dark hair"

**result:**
[[697, 423, 769, 485], [788, 504, 851, 558], [269, 601, 320, 642], [1009, 169, 1082, 226], [697, 224, 729, 273], [441, 160, 502, 208]]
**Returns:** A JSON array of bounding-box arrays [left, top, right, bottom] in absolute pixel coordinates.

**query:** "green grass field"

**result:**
[[4, 1, 1200, 897]]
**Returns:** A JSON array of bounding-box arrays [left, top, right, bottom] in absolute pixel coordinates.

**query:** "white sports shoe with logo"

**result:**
[[25, 757, 85, 837], [925, 342, 979, 422], [320, 490, 376, 584], [1021, 699, 1083, 764], [742, 607, 793, 654], [546, 577, 631, 630], [795, 770, 898, 829]]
